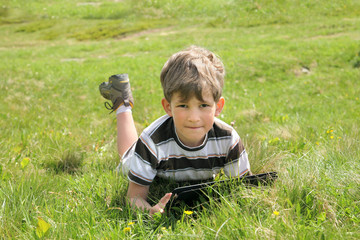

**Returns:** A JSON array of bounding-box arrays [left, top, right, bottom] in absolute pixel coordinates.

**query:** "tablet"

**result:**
[[170, 172, 278, 206]]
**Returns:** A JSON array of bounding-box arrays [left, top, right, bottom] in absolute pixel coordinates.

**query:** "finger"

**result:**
[[157, 193, 172, 209], [159, 193, 172, 204], [150, 205, 164, 215]]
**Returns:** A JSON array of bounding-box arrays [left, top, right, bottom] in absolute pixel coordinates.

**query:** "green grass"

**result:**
[[1, 0, 360, 239]]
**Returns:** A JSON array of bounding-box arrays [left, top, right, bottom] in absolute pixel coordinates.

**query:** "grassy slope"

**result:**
[[0, 0, 359, 239]]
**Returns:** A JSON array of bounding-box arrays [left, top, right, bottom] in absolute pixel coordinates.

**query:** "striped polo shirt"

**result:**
[[128, 115, 250, 186]]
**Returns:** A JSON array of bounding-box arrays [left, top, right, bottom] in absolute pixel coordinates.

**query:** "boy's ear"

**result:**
[[215, 97, 225, 117], [161, 98, 173, 116]]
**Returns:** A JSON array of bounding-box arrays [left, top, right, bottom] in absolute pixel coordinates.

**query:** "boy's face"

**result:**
[[162, 91, 224, 147]]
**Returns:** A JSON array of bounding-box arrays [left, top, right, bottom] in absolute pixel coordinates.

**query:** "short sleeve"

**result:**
[[127, 135, 158, 186], [223, 132, 251, 177]]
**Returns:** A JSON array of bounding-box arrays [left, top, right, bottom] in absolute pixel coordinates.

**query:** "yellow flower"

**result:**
[[273, 210, 280, 216], [35, 217, 51, 238], [330, 136, 334, 139], [128, 222, 135, 226], [123, 227, 131, 233], [184, 210, 193, 215], [21, 157, 30, 169], [315, 142, 320, 145]]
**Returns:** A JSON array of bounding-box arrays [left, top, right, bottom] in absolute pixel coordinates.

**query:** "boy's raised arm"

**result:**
[[127, 181, 172, 215]]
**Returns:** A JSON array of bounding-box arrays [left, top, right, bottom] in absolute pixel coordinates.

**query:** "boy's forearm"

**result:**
[[126, 181, 152, 212], [127, 196, 152, 212]]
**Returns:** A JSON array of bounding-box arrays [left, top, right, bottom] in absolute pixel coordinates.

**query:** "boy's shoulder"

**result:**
[[139, 115, 240, 144], [143, 115, 171, 133], [212, 117, 237, 137], [140, 115, 173, 143]]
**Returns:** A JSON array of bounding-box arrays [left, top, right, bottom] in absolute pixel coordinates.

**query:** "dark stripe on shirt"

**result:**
[[209, 120, 233, 138], [128, 170, 152, 186], [150, 117, 174, 145], [135, 138, 158, 168], [157, 155, 227, 171], [226, 141, 245, 162]]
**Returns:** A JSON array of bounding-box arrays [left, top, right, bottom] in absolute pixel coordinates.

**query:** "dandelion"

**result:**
[[330, 136, 334, 139], [268, 137, 280, 144], [36, 217, 51, 238], [184, 210, 193, 215], [123, 227, 131, 233], [128, 222, 135, 226], [315, 142, 320, 145], [259, 92, 262, 97], [273, 210, 280, 216], [21, 157, 30, 169]]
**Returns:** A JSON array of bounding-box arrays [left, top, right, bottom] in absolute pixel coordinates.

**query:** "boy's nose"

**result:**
[[187, 110, 200, 122]]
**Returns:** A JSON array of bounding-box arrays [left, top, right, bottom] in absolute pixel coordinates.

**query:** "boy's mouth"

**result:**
[[187, 126, 202, 130]]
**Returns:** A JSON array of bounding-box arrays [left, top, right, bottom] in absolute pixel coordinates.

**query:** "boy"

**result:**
[[99, 46, 250, 215]]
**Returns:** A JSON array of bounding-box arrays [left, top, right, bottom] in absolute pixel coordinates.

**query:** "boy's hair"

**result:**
[[160, 45, 225, 103]]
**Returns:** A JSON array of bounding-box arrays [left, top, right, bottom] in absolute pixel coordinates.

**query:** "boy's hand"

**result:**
[[150, 193, 172, 216], [127, 182, 172, 215]]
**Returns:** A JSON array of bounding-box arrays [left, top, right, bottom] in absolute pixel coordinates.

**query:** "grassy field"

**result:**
[[1, 0, 359, 239]]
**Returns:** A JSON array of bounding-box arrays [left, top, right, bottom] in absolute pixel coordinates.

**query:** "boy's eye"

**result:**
[[200, 104, 209, 108], [177, 104, 187, 108]]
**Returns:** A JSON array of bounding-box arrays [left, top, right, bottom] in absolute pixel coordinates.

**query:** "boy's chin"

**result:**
[[181, 136, 206, 147]]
